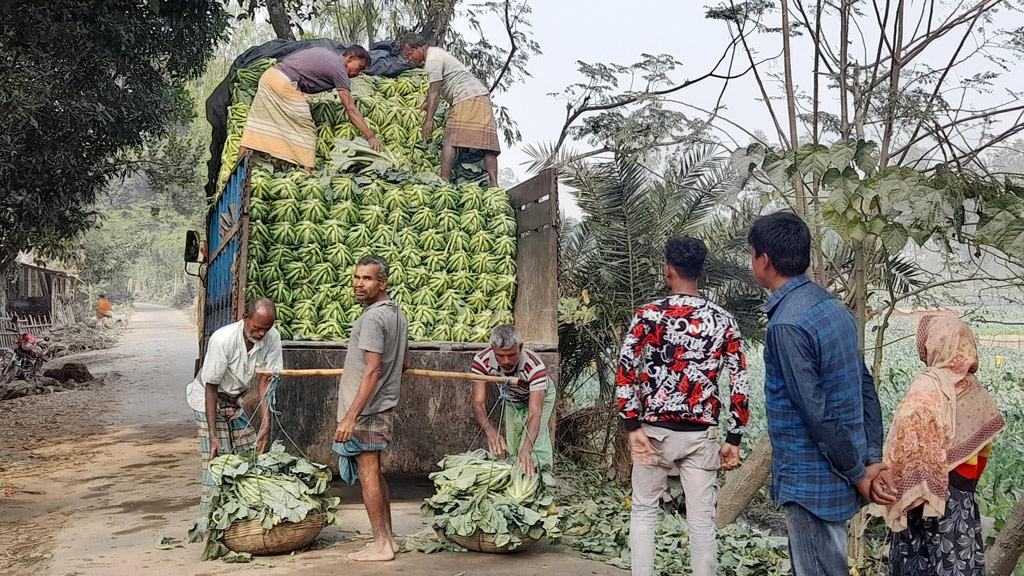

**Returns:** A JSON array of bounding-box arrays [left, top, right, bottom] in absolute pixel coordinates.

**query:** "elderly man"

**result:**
[[239, 45, 383, 170], [400, 34, 500, 187], [332, 255, 409, 562], [469, 325, 555, 476], [186, 297, 282, 518]]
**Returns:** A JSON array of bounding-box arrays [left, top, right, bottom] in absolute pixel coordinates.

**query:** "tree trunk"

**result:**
[[609, 426, 632, 483], [265, 0, 295, 40], [779, 0, 806, 216], [715, 436, 772, 528], [419, 0, 458, 45], [363, 0, 376, 46], [987, 497, 1024, 576]]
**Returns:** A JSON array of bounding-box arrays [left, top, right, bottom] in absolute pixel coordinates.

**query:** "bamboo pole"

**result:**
[[257, 368, 518, 386]]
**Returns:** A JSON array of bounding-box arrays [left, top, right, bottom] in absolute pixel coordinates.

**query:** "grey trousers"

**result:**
[[783, 502, 850, 576], [629, 425, 720, 576]]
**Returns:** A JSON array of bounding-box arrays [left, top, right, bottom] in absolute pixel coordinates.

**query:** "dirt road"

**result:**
[[0, 305, 623, 576]]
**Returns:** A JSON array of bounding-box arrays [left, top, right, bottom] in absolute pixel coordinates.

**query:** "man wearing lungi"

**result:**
[[185, 297, 282, 517], [469, 325, 555, 476], [240, 45, 383, 170], [400, 34, 502, 187], [332, 255, 409, 562]]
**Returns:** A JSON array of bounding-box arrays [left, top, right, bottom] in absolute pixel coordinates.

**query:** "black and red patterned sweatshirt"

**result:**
[[616, 294, 750, 446]]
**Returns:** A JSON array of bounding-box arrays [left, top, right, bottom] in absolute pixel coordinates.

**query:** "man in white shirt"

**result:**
[[400, 33, 501, 187], [186, 297, 283, 515]]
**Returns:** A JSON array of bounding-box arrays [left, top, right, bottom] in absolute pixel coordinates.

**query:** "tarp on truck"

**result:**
[[204, 39, 413, 198]]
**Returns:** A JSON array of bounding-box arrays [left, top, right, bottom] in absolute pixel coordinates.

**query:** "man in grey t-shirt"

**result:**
[[333, 255, 408, 562]]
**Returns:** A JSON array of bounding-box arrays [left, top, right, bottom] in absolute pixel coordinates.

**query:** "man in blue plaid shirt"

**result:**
[[748, 212, 887, 576]]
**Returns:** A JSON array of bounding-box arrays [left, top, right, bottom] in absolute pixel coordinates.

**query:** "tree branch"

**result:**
[[550, 31, 754, 157], [488, 0, 519, 94]]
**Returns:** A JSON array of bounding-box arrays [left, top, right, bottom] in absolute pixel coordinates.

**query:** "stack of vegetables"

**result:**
[[218, 57, 517, 342], [421, 449, 562, 551], [188, 442, 341, 561]]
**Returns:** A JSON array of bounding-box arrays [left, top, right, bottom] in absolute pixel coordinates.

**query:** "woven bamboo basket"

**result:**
[[446, 531, 537, 554], [223, 512, 326, 555]]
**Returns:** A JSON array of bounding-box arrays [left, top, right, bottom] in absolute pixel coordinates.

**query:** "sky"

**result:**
[[462, 1, 1024, 218]]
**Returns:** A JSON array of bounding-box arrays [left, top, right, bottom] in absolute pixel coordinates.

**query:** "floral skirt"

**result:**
[[889, 485, 985, 576]]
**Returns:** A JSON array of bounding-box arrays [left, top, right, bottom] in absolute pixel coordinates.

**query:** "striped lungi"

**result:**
[[444, 95, 501, 153], [193, 409, 257, 512], [240, 67, 317, 169]]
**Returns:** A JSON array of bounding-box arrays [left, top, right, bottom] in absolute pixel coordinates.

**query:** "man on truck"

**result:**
[[239, 45, 384, 171], [469, 325, 555, 476], [400, 34, 501, 187], [332, 255, 409, 562], [186, 297, 282, 520]]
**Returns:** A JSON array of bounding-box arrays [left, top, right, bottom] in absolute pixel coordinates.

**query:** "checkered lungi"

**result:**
[[444, 95, 501, 153], [194, 408, 257, 511]]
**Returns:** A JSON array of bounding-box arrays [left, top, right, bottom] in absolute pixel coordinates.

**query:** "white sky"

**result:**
[[465, 1, 1024, 217]]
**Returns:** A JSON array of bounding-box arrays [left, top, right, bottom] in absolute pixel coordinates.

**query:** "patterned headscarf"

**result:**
[[882, 315, 1004, 532]]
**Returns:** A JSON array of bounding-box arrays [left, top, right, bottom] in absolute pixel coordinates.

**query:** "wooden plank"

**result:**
[[516, 201, 555, 234], [508, 168, 556, 206], [235, 157, 252, 321], [257, 367, 519, 385]]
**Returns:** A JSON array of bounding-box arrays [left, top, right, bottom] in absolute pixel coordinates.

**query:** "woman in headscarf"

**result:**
[[872, 315, 1005, 575]]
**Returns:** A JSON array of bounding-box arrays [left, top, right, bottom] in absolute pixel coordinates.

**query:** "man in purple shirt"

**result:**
[[240, 45, 382, 170]]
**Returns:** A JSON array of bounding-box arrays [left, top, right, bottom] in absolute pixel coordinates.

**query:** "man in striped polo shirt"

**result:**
[[469, 324, 555, 476]]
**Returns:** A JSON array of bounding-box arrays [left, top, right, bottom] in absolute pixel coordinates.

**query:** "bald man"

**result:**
[[186, 298, 283, 519]]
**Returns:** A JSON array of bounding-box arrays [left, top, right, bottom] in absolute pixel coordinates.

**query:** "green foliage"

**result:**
[[420, 450, 562, 550], [187, 442, 340, 562], [555, 463, 791, 575], [557, 145, 764, 400], [74, 196, 200, 306], [0, 0, 228, 273]]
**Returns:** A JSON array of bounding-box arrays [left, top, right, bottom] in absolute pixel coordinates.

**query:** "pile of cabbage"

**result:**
[[188, 442, 340, 561], [219, 58, 517, 342], [421, 449, 561, 551]]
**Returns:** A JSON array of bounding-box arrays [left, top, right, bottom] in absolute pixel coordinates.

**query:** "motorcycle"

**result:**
[[0, 331, 48, 384]]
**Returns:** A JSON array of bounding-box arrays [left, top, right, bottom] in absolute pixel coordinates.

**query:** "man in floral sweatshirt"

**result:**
[[616, 236, 750, 576]]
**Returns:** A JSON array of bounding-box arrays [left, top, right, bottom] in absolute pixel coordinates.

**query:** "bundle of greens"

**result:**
[[188, 442, 340, 561], [421, 449, 561, 551]]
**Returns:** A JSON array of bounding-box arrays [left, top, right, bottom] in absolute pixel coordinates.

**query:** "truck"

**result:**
[[186, 157, 559, 473]]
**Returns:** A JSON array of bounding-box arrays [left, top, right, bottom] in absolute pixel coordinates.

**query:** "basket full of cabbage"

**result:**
[[421, 449, 561, 553], [188, 442, 340, 561]]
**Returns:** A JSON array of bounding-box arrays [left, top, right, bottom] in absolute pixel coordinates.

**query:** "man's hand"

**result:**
[[720, 443, 741, 471], [627, 428, 658, 466], [516, 451, 536, 477], [367, 136, 384, 151], [209, 439, 223, 460], [856, 462, 891, 503], [421, 120, 433, 142], [870, 467, 898, 506], [486, 430, 508, 458], [334, 416, 356, 444]]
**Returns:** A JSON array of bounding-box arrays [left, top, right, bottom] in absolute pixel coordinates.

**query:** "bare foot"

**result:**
[[348, 543, 395, 562], [363, 539, 400, 553]]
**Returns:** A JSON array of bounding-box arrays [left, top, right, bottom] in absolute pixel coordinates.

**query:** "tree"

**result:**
[[0, 0, 228, 276], [987, 496, 1024, 576]]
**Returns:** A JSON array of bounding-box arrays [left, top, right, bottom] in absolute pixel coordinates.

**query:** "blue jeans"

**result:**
[[783, 503, 849, 576]]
